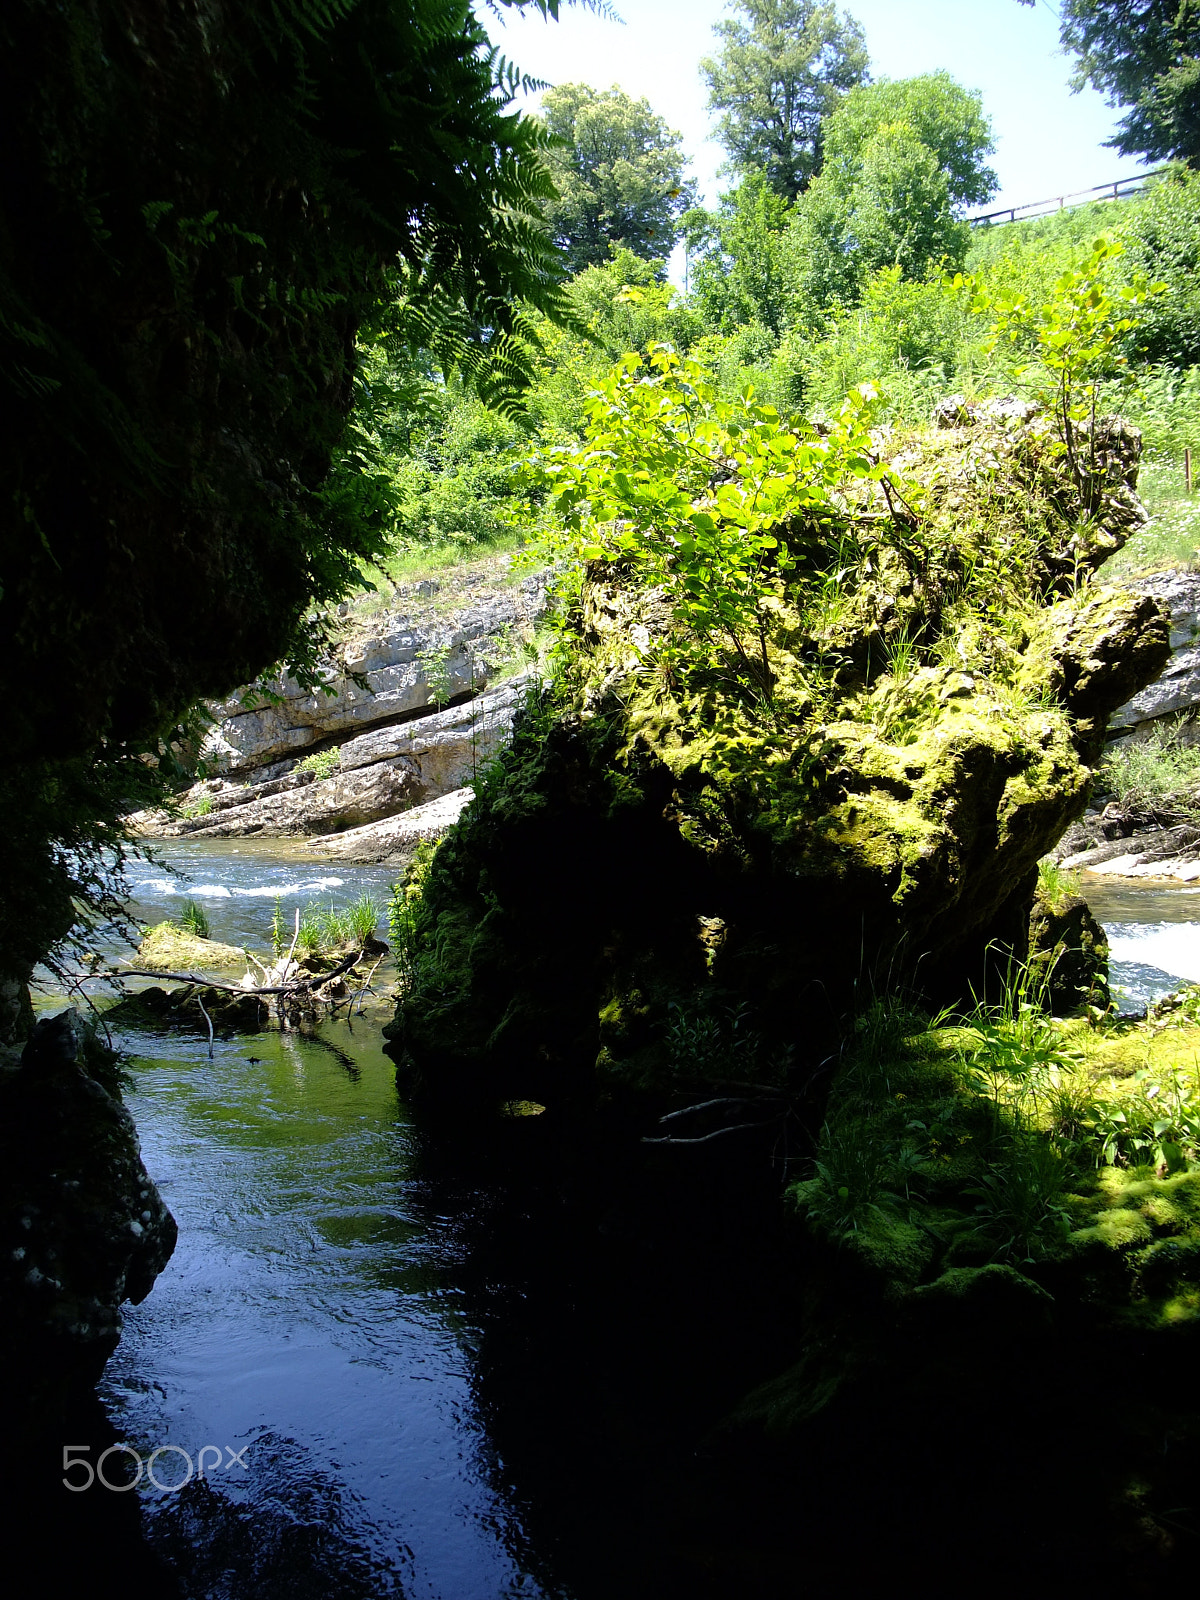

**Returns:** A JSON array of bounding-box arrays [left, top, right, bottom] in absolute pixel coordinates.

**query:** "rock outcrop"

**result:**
[[306, 786, 475, 864], [0, 1012, 177, 1410], [386, 411, 1169, 1110], [1108, 569, 1200, 735], [202, 567, 547, 777], [1027, 885, 1110, 1011], [132, 673, 529, 841], [133, 923, 251, 973], [129, 554, 546, 849]]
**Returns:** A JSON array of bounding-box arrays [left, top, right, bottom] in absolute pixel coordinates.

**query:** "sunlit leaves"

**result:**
[[528, 343, 914, 701]]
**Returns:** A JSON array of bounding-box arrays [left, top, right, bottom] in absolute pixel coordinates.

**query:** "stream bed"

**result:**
[[40, 846, 1200, 1595]]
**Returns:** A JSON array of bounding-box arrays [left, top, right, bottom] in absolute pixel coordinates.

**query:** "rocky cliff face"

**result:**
[[1108, 569, 1200, 735], [201, 569, 548, 778], [130, 560, 548, 857], [385, 408, 1170, 1110]]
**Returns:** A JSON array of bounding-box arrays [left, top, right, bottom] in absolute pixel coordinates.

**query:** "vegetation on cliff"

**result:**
[[384, 342, 1168, 1107]]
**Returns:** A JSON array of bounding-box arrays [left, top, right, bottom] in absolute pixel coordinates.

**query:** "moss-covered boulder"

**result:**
[[0, 1011, 176, 1413], [133, 921, 249, 974], [385, 407, 1170, 1111], [1028, 881, 1110, 1014]]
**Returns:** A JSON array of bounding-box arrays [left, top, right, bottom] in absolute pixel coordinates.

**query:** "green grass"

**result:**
[[176, 899, 210, 939], [1036, 857, 1082, 914], [357, 527, 528, 592], [295, 893, 383, 955], [1098, 717, 1200, 811], [1105, 457, 1200, 577]]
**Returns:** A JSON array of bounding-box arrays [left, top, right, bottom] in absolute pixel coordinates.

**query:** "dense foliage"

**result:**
[[0, 0, 574, 1022], [1044, 0, 1200, 164]]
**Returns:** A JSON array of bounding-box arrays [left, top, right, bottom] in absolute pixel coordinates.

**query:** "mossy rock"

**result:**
[[134, 922, 249, 974], [1028, 886, 1110, 1014], [386, 415, 1170, 1110]]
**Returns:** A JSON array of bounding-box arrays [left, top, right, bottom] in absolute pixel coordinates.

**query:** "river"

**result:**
[[37, 844, 1200, 1596]]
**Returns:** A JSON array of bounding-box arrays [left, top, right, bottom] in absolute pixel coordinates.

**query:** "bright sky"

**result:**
[[490, 0, 1153, 220]]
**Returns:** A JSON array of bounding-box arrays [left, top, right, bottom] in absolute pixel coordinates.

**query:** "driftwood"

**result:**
[[121, 948, 364, 995], [124, 953, 366, 992]]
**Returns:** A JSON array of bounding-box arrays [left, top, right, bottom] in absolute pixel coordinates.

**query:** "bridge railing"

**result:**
[[967, 168, 1172, 228]]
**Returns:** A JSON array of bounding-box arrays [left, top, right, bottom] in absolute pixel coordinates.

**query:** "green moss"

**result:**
[[388, 411, 1170, 1110]]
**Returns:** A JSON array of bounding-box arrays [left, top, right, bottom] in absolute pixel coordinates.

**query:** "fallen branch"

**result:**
[[121, 948, 364, 995], [642, 1119, 780, 1146], [351, 956, 385, 1016], [655, 1095, 777, 1124]]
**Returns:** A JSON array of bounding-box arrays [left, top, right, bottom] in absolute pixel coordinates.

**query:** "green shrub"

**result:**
[[1099, 718, 1200, 811], [296, 748, 340, 780], [966, 1134, 1072, 1262], [1084, 1065, 1200, 1172], [388, 840, 439, 984]]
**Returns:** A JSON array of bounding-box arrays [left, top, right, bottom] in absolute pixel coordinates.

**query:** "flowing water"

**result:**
[[1084, 876, 1200, 1009], [34, 846, 1200, 1595]]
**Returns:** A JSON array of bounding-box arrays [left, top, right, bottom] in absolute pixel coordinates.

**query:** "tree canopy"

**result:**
[[684, 173, 794, 334], [1038, 0, 1200, 165], [785, 74, 989, 316], [821, 72, 997, 209], [538, 83, 696, 273], [701, 0, 870, 202]]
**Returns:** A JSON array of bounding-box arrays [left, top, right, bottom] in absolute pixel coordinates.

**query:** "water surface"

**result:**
[[57, 849, 1200, 1593]]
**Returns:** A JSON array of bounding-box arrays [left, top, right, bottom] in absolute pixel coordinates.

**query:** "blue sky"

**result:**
[[490, 0, 1153, 218]]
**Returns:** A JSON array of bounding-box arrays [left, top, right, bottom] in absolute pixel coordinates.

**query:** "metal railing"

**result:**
[[967, 167, 1172, 228]]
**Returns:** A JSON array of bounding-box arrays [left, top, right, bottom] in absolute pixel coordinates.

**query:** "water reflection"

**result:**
[[101, 1019, 559, 1598]]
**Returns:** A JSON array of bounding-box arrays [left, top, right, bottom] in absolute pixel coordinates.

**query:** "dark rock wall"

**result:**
[[1, 1012, 176, 1413]]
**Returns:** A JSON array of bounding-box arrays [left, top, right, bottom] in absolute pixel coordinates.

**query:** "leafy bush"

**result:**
[[388, 841, 439, 985], [967, 1134, 1072, 1261], [1084, 1065, 1200, 1173], [296, 749, 340, 780], [789, 265, 986, 423], [534, 344, 916, 710], [663, 999, 764, 1084]]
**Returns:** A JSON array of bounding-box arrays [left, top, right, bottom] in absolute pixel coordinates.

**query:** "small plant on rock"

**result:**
[[177, 899, 210, 939], [296, 748, 340, 780]]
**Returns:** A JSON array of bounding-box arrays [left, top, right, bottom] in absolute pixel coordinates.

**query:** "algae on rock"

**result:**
[[386, 389, 1170, 1111]]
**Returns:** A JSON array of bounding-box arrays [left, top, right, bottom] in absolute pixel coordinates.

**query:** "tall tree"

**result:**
[[701, 0, 870, 202], [785, 75, 990, 317], [1033, 0, 1200, 164], [821, 72, 997, 208], [684, 173, 794, 334], [539, 84, 696, 273]]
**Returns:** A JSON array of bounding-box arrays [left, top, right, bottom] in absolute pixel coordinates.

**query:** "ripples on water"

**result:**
[[102, 1021, 555, 1600], [1083, 878, 1200, 1009]]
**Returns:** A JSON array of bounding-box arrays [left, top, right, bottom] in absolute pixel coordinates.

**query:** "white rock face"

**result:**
[[133, 675, 534, 839], [1109, 571, 1200, 732], [306, 787, 477, 863], [201, 573, 547, 775]]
